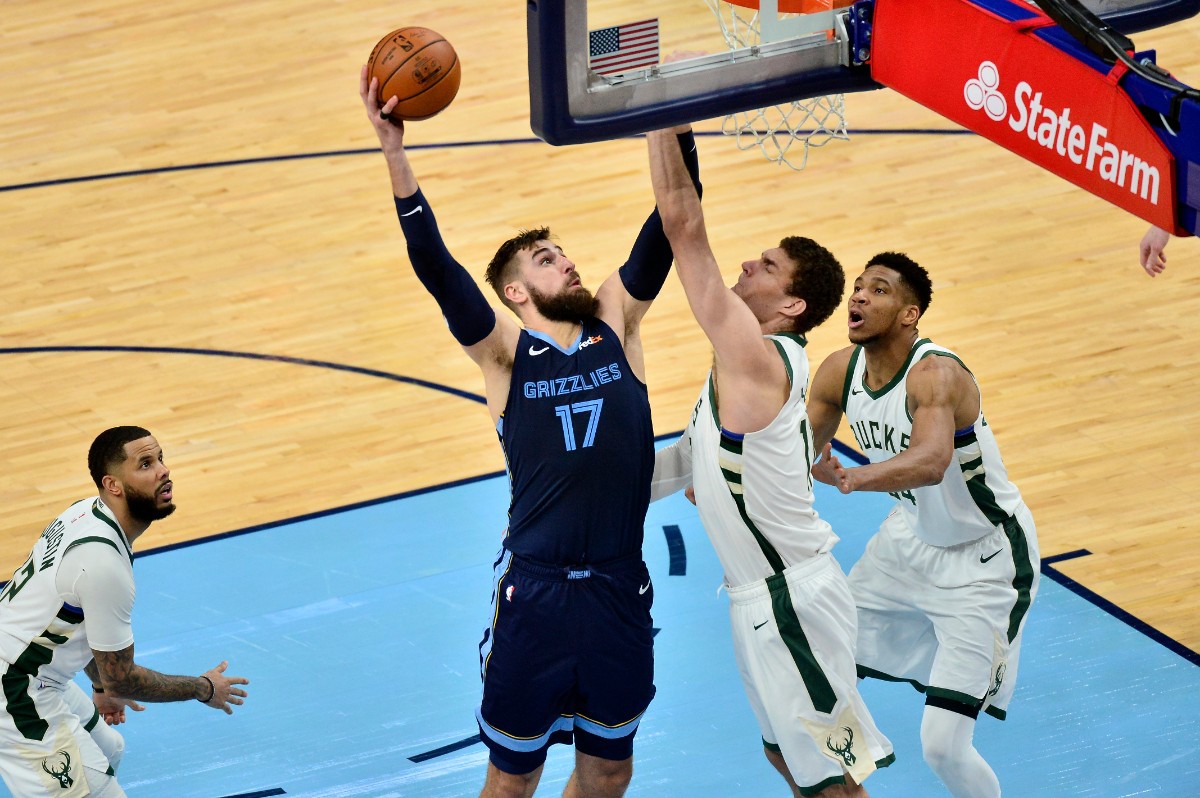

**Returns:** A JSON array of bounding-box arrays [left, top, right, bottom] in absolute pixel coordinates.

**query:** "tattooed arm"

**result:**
[[91, 647, 248, 714]]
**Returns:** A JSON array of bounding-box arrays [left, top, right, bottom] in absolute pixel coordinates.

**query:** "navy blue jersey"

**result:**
[[499, 318, 653, 566]]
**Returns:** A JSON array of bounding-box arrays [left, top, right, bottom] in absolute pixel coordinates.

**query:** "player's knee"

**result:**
[[91, 723, 126, 772], [920, 705, 973, 774], [83, 768, 128, 798], [106, 731, 125, 772], [576, 754, 632, 796]]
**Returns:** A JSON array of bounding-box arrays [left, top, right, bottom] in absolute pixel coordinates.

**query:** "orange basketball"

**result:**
[[367, 27, 461, 121]]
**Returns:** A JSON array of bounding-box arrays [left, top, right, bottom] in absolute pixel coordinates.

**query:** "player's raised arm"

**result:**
[[359, 66, 519, 387], [595, 127, 702, 331], [646, 128, 782, 386]]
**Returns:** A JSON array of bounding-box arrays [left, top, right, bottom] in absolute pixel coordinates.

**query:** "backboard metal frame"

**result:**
[[527, 0, 878, 145]]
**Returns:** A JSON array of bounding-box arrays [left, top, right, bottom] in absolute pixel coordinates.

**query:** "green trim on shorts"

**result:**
[[768, 573, 837, 713], [762, 738, 781, 753], [856, 664, 990, 717], [84, 706, 101, 732], [800, 774, 847, 796], [1002, 515, 1036, 643]]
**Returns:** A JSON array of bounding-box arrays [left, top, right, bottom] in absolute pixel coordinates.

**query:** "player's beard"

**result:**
[[125, 483, 176, 523], [527, 284, 599, 323]]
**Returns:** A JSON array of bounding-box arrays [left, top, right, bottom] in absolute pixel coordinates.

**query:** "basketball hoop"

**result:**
[[705, 0, 852, 170]]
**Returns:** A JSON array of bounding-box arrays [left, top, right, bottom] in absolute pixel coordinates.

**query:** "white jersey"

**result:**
[[656, 334, 837, 587], [842, 338, 1026, 547], [0, 498, 136, 688]]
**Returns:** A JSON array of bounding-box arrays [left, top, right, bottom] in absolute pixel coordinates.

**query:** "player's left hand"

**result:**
[[812, 443, 854, 494], [93, 692, 145, 726], [1139, 225, 1169, 277]]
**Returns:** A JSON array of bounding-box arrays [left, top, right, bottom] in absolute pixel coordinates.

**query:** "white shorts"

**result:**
[[848, 503, 1040, 719], [728, 553, 895, 792], [0, 674, 116, 798]]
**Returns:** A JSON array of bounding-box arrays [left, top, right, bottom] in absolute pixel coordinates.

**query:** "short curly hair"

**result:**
[[485, 227, 551, 311], [779, 236, 845, 334], [865, 251, 933, 314]]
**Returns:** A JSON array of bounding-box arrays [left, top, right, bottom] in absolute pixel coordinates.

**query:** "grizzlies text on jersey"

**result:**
[[499, 318, 653, 566]]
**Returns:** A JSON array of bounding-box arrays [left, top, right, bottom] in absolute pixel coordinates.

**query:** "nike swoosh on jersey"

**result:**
[[638, 581, 651, 595], [529, 346, 550, 356], [400, 206, 424, 217]]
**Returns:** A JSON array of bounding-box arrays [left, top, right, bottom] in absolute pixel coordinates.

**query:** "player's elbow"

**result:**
[[660, 202, 696, 239], [914, 453, 952, 486]]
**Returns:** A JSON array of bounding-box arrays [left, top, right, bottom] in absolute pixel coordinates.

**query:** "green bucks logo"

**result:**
[[826, 726, 856, 767], [41, 750, 73, 789]]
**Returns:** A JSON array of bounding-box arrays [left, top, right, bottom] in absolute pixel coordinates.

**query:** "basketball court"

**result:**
[[86, 440, 1200, 796], [1, 0, 1199, 795]]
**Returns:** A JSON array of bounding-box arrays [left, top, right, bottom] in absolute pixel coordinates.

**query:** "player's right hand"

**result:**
[[359, 66, 405, 145]]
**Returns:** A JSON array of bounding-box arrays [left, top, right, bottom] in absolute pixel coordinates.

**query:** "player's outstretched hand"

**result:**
[[200, 660, 250, 715], [1139, 225, 1169, 277], [359, 65, 404, 147], [812, 443, 854, 494]]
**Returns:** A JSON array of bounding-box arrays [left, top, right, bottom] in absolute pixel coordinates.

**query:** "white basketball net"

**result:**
[[704, 0, 849, 170]]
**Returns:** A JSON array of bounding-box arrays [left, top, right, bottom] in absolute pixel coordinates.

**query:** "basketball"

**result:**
[[367, 27, 461, 121]]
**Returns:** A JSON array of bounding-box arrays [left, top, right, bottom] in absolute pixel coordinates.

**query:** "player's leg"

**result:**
[[920, 704, 999, 798], [918, 525, 1027, 798], [476, 552, 577, 798], [730, 556, 893, 797], [763, 745, 803, 797], [480, 761, 544, 798], [62, 681, 125, 772], [0, 673, 118, 798], [567, 557, 656, 798], [562, 751, 632, 798], [83, 768, 129, 798]]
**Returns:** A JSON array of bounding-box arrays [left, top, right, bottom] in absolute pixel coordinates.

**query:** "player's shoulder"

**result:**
[[58, 499, 131, 559], [906, 348, 975, 401], [814, 344, 856, 377], [910, 347, 970, 380]]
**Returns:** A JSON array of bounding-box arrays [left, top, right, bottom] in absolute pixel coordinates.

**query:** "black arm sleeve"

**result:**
[[394, 190, 497, 347], [618, 129, 704, 301]]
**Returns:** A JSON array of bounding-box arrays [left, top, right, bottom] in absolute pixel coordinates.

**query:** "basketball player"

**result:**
[[643, 129, 894, 796], [359, 69, 700, 798], [806, 254, 1040, 798], [0, 426, 249, 798]]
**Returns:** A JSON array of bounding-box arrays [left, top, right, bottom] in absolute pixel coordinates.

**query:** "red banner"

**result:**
[[871, 0, 1179, 232]]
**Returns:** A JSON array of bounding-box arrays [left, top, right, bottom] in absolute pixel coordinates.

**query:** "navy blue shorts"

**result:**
[[476, 549, 656, 775]]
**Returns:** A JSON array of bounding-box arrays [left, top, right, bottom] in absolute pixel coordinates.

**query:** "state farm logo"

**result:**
[[964, 61, 1006, 121], [962, 61, 1160, 205]]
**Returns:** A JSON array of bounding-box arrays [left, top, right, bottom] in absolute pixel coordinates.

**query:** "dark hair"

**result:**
[[88, 426, 152, 490], [865, 251, 933, 314], [485, 227, 551, 310], [779, 236, 845, 334]]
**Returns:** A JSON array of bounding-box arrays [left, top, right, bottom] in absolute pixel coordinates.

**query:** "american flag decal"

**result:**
[[588, 18, 660, 77]]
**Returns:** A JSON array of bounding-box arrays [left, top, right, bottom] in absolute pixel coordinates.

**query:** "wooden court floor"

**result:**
[[1, 0, 1198, 658]]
